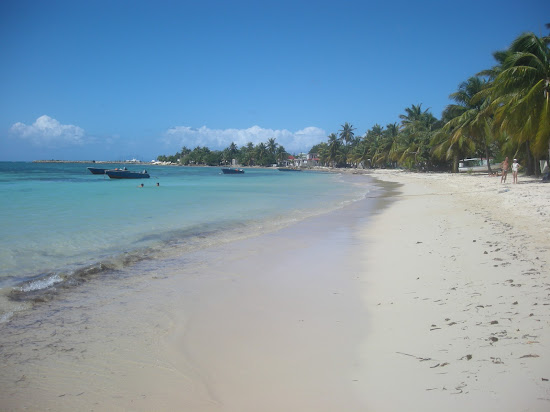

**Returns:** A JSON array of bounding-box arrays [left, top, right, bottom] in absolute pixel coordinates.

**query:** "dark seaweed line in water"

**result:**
[[5, 218, 262, 307], [8, 253, 153, 304]]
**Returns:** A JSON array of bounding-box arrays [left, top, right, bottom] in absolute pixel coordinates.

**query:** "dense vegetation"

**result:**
[[157, 138, 289, 167], [159, 29, 550, 175]]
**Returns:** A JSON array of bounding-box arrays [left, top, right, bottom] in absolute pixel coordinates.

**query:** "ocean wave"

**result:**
[[19, 273, 64, 292]]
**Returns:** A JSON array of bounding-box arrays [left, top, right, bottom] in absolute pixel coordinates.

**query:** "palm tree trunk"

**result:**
[[485, 144, 492, 174], [452, 152, 459, 173], [525, 141, 535, 176]]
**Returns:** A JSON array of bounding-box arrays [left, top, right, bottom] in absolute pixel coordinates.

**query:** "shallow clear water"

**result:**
[[0, 162, 372, 319]]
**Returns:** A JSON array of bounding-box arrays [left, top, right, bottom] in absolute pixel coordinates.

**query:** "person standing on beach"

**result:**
[[512, 159, 521, 184], [501, 157, 509, 183]]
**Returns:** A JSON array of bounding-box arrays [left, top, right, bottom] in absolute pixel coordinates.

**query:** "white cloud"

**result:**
[[10, 115, 85, 146], [163, 125, 327, 153]]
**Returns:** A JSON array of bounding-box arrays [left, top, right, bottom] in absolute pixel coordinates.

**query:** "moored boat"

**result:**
[[221, 168, 245, 174], [87, 167, 109, 175], [106, 169, 150, 179]]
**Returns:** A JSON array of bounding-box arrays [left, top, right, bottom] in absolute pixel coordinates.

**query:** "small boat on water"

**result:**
[[221, 168, 245, 174], [106, 169, 150, 179], [277, 167, 302, 172], [87, 167, 109, 175]]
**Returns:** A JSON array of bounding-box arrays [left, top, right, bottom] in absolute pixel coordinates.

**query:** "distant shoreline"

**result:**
[[32, 160, 156, 164], [29, 160, 365, 173]]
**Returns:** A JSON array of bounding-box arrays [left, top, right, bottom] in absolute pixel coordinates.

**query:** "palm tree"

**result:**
[[338, 122, 356, 146], [228, 142, 238, 156], [488, 32, 550, 173], [442, 76, 495, 173], [239, 142, 255, 166], [267, 138, 278, 158], [221, 148, 231, 165], [399, 104, 429, 128], [317, 143, 330, 166], [351, 140, 371, 168], [327, 133, 342, 167], [365, 124, 388, 167], [275, 145, 288, 165], [223, 142, 239, 165], [399, 104, 439, 169], [432, 106, 475, 172], [255, 142, 268, 166], [385, 123, 401, 166]]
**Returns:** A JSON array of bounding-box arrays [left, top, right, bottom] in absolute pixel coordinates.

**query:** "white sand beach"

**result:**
[[1, 170, 549, 411], [360, 170, 550, 411]]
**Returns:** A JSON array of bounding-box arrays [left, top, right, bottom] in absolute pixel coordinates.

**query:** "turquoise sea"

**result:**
[[0, 162, 373, 321]]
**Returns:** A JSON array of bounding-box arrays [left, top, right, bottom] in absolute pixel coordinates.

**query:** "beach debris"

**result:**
[[542, 378, 548, 382], [460, 354, 473, 361], [519, 354, 539, 359], [452, 382, 467, 395], [396, 352, 432, 362], [490, 320, 499, 325], [489, 336, 499, 343], [491, 357, 503, 364], [430, 362, 449, 368]]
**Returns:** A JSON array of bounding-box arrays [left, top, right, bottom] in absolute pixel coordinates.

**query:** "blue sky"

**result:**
[[1, 0, 548, 161]]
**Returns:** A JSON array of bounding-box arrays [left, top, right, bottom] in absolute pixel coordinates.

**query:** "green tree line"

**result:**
[[318, 30, 549, 175], [159, 29, 549, 175], [157, 137, 290, 167]]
